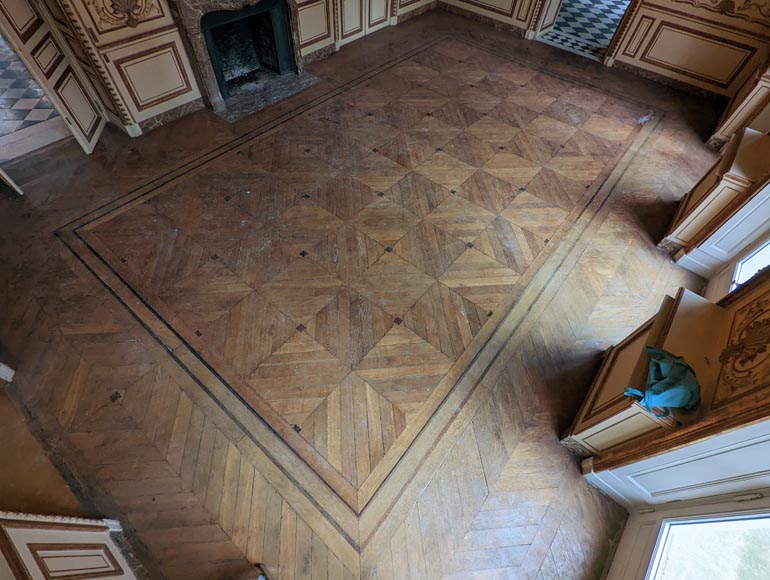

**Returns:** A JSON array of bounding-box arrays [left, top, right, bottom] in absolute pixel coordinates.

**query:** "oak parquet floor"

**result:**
[[0, 10, 719, 580], [75, 35, 652, 515]]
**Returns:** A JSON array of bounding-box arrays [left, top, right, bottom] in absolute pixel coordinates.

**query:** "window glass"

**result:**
[[650, 515, 770, 580], [733, 239, 770, 290]]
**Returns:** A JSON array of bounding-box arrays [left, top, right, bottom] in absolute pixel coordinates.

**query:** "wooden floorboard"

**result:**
[[0, 9, 718, 580]]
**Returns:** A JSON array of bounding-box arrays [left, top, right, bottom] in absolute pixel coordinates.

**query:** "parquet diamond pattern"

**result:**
[[404, 282, 488, 360], [246, 332, 350, 427], [355, 325, 454, 425], [80, 33, 640, 505], [260, 259, 345, 323], [348, 253, 435, 317], [204, 292, 296, 377], [393, 220, 467, 278], [439, 248, 520, 312], [308, 289, 393, 368], [348, 198, 421, 246]]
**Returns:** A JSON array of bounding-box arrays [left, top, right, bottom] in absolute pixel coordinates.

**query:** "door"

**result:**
[[0, 0, 106, 153]]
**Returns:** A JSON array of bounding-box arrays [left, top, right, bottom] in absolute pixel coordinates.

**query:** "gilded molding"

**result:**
[[84, 0, 162, 29], [670, 0, 770, 26], [716, 286, 770, 405]]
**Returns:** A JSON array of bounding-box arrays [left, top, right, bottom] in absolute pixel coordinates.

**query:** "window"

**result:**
[[732, 237, 770, 291], [648, 514, 770, 580]]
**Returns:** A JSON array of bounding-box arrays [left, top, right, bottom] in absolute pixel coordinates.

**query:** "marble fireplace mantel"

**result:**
[[170, 0, 305, 111]]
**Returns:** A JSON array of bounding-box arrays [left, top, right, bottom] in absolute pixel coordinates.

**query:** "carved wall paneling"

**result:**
[[716, 287, 770, 406], [335, 0, 395, 53], [0, 0, 44, 42], [670, 0, 770, 26], [608, 2, 770, 96], [82, 0, 165, 34], [442, 0, 518, 19], [338, 0, 365, 45], [518, 0, 541, 31], [298, 0, 334, 52], [531, 0, 563, 35], [30, 31, 65, 78], [366, 0, 390, 31], [397, 0, 430, 17], [0, 512, 138, 579], [101, 27, 200, 121], [43, 0, 132, 124], [54, 0, 201, 132], [640, 22, 755, 89], [52, 64, 102, 138]]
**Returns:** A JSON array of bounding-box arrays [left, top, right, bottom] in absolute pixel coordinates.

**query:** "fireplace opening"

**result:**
[[202, 0, 296, 101]]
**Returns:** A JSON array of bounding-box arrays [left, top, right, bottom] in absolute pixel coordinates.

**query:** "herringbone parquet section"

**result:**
[[1, 250, 358, 580], [361, 192, 706, 580], [0, 13, 720, 580]]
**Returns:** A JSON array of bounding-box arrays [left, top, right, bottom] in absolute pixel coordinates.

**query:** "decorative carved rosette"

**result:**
[[85, 0, 162, 29], [672, 0, 770, 26], [719, 297, 770, 393]]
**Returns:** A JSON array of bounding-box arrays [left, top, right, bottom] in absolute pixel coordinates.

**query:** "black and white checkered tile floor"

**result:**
[[539, 0, 630, 61], [0, 34, 58, 138]]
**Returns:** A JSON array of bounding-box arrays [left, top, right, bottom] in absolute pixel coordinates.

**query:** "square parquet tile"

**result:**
[[74, 35, 645, 519]]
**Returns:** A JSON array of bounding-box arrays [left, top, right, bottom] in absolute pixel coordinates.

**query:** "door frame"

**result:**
[[603, 0, 642, 66], [607, 491, 770, 580], [0, 0, 107, 154]]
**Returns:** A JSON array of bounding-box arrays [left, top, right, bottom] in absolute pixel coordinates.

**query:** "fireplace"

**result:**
[[202, 1, 296, 101], [170, 0, 306, 113]]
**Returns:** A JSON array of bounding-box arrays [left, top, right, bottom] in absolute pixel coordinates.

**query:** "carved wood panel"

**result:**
[[0, 513, 137, 580], [0, 0, 108, 152], [81, 0, 164, 34], [0, 0, 43, 42], [670, 0, 770, 26], [715, 287, 770, 407], [612, 3, 769, 95], [298, 0, 333, 52]]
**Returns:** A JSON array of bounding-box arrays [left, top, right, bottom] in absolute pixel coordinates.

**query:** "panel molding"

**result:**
[[639, 20, 756, 89], [298, 0, 333, 48], [516, 0, 537, 26], [453, 0, 518, 19], [621, 14, 654, 59], [31, 31, 65, 79], [340, 0, 364, 38], [368, 0, 390, 28], [645, 1, 770, 40], [0, 0, 43, 42], [80, 0, 166, 36], [112, 41, 192, 112], [0, 513, 135, 580], [29, 542, 124, 579], [669, 0, 770, 27]]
